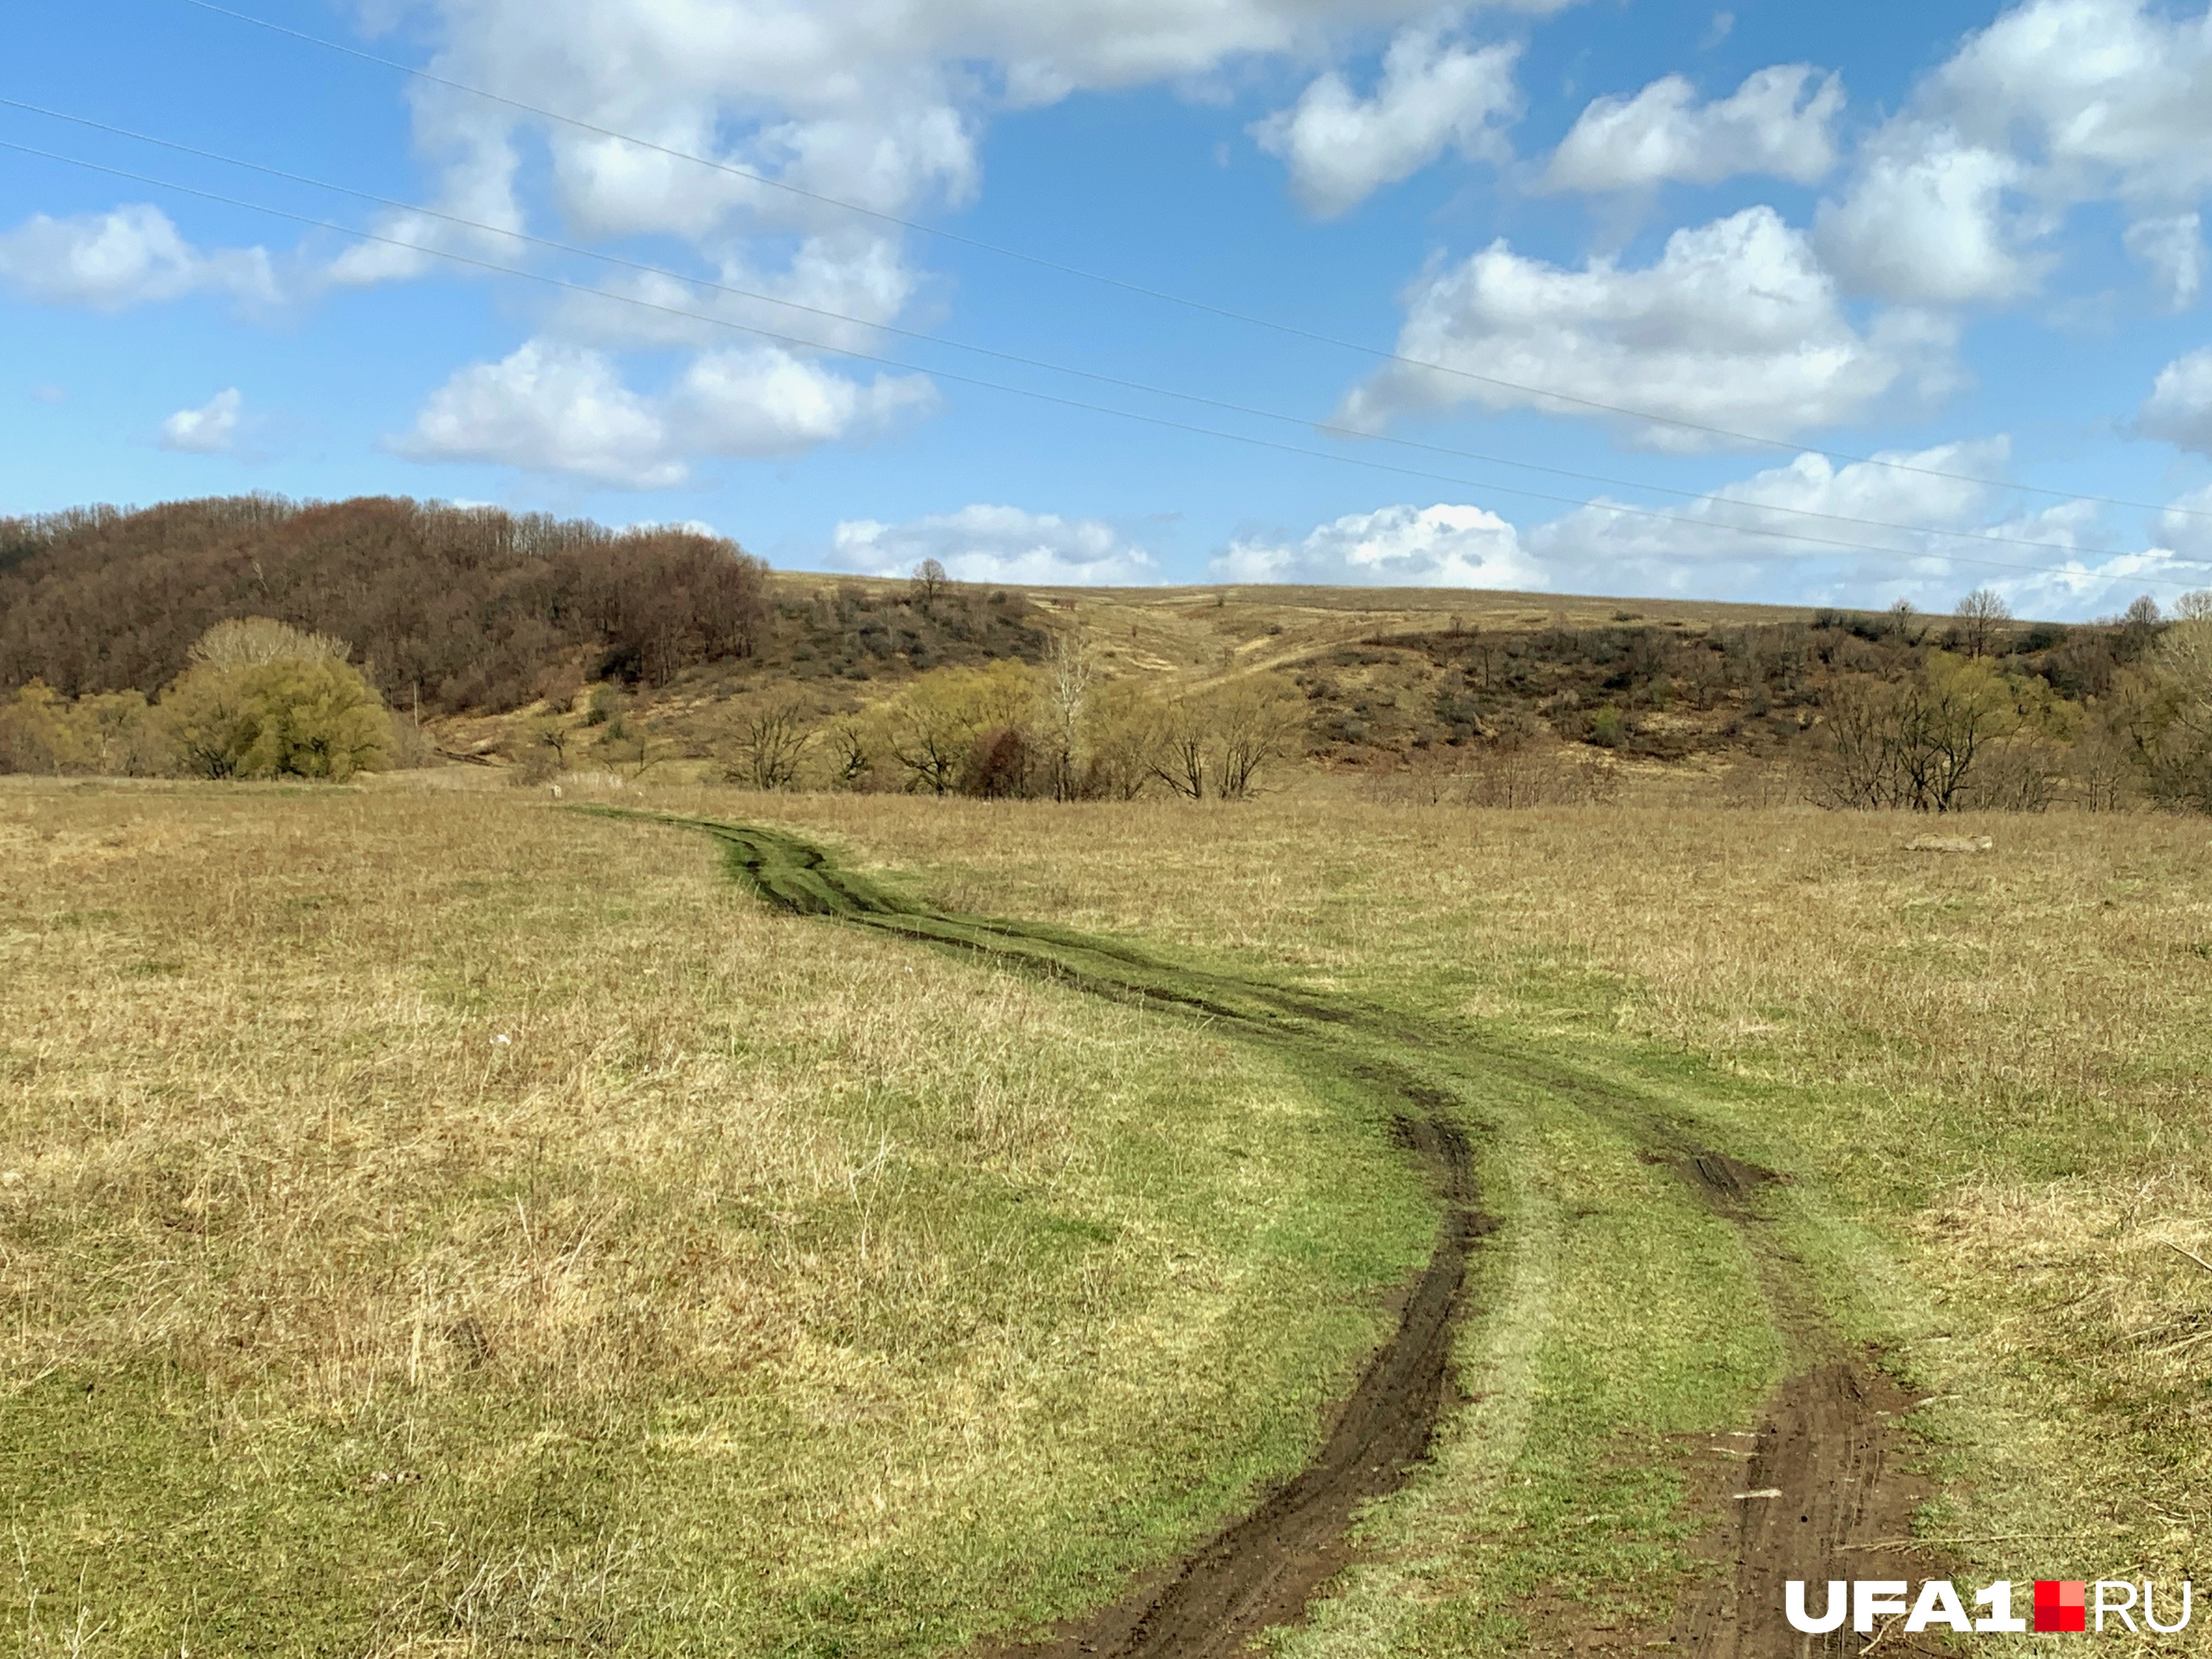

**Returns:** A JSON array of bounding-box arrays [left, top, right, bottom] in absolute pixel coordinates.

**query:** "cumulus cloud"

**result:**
[[395, 340, 681, 487], [1815, 131, 2034, 305], [1253, 29, 1522, 216], [159, 388, 245, 454], [831, 504, 1159, 585], [1212, 441, 2184, 615], [1343, 206, 1955, 448], [1212, 502, 1541, 587], [2155, 484, 2212, 558], [2140, 348, 2212, 453], [552, 232, 918, 353], [1522, 439, 2014, 591], [1818, 0, 2212, 305], [0, 204, 278, 313], [673, 345, 937, 455], [394, 337, 934, 486], [1543, 63, 1843, 193], [2125, 212, 2205, 310]]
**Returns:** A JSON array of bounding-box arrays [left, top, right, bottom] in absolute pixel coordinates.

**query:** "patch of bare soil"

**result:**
[[1006, 1113, 1487, 1659], [1674, 1359, 1949, 1658]]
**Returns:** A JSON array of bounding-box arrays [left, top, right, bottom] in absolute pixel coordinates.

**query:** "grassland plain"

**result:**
[[7, 779, 2210, 1658], [0, 781, 1436, 1657], [703, 790, 2212, 1652]]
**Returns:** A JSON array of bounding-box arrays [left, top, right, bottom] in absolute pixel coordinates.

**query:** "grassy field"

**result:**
[[720, 791, 2212, 1642], [5, 777, 2208, 1655], [0, 782, 1432, 1657]]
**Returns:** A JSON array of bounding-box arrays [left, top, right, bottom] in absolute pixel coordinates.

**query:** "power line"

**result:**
[[4, 133, 2205, 594], [7, 96, 2208, 577], [163, 0, 2212, 524]]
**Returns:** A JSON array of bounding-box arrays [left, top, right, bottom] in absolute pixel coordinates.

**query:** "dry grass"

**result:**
[[0, 779, 1429, 1657], [712, 790, 2212, 1593]]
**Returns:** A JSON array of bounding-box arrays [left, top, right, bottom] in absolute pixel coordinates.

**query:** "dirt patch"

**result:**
[[1004, 1110, 1487, 1659], [1675, 1359, 1949, 1658]]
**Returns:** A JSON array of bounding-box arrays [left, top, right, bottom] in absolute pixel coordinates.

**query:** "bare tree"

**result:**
[[1041, 627, 1095, 799], [1150, 695, 1208, 799], [1209, 675, 1304, 799], [826, 718, 872, 790], [729, 698, 812, 790], [909, 557, 948, 609], [1954, 588, 2011, 658]]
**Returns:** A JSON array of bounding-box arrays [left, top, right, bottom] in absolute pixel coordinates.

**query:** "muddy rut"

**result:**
[[622, 813, 1939, 1659]]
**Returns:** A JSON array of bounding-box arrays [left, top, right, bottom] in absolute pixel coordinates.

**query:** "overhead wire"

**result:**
[[164, 0, 2212, 524], [2, 132, 2205, 591], [5, 97, 2208, 582]]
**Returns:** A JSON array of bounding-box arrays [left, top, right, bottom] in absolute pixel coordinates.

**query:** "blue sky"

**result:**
[[6, 0, 2212, 616]]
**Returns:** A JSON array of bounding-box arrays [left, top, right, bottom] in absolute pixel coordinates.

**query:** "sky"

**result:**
[[6, 0, 2212, 616]]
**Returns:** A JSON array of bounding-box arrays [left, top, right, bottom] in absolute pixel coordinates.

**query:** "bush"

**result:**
[[162, 620, 392, 781]]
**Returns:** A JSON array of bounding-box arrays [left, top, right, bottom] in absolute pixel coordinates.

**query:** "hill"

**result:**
[[1, 495, 2200, 809]]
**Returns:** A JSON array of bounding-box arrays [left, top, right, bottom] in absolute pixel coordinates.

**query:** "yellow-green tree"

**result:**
[[162, 619, 391, 781], [877, 661, 1038, 794]]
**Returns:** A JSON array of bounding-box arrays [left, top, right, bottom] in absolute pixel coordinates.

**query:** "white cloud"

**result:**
[[1523, 439, 2013, 591], [159, 388, 245, 455], [0, 204, 278, 313], [1543, 63, 1843, 194], [1932, 0, 2212, 204], [552, 232, 917, 353], [1212, 502, 1542, 587], [673, 345, 937, 456], [2140, 348, 2212, 453], [830, 504, 1159, 585], [2125, 212, 2205, 310], [1253, 30, 1522, 216], [1212, 441, 2185, 616], [2155, 484, 2212, 557], [395, 340, 680, 487], [1342, 206, 1955, 448], [392, 336, 933, 486], [1815, 131, 2032, 305], [1818, 0, 2212, 306]]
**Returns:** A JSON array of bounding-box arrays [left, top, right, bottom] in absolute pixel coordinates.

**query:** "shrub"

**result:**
[[162, 620, 392, 781]]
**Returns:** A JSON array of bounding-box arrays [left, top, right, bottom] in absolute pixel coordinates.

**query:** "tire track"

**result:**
[[613, 811, 1939, 1658]]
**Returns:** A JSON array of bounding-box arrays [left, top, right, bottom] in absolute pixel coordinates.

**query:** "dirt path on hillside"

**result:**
[[626, 811, 1942, 1659]]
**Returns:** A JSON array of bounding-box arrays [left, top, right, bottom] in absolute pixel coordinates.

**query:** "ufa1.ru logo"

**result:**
[[1787, 1580, 2192, 1634]]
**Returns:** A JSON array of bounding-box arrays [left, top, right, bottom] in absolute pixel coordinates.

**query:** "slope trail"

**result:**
[[611, 811, 1940, 1659]]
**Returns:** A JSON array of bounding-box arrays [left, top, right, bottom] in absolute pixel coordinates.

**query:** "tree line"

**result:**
[[702, 636, 1309, 802], [1808, 590, 2212, 813], [0, 495, 770, 714], [0, 617, 395, 781]]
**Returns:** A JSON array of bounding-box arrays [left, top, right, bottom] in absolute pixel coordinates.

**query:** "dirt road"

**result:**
[[631, 812, 1943, 1659]]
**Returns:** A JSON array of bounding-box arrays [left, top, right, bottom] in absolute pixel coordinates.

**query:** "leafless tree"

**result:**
[[909, 557, 949, 609], [1954, 588, 2011, 658], [730, 698, 812, 790], [1041, 627, 1096, 799]]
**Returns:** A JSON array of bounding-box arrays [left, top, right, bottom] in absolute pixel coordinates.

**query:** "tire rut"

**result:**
[[616, 812, 1940, 1659]]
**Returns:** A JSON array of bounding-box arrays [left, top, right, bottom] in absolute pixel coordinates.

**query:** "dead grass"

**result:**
[[0, 779, 1430, 1657], [705, 789, 2212, 1594]]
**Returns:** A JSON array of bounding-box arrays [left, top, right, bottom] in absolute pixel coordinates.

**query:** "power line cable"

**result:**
[[7, 95, 2207, 576], [4, 133, 2205, 594], [163, 0, 2212, 524]]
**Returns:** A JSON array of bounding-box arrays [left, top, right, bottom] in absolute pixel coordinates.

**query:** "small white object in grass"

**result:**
[[492, 1033, 512, 1046], [0, 1170, 21, 1187], [1733, 1488, 1784, 1500]]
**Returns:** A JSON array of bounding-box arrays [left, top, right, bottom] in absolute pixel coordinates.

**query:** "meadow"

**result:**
[[4, 776, 2208, 1655]]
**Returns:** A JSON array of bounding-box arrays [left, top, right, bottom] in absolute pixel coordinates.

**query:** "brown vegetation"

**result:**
[[0, 495, 768, 712]]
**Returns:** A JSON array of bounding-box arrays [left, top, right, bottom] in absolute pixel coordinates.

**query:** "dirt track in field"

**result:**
[[633, 811, 1942, 1659]]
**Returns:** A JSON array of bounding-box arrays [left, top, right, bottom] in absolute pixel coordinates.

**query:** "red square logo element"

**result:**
[[2035, 1580, 2087, 1632]]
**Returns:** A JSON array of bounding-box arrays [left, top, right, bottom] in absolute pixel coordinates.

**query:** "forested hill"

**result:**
[[0, 495, 771, 712]]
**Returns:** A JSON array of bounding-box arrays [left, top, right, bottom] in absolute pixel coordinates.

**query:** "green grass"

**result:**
[[0, 786, 1433, 1658]]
